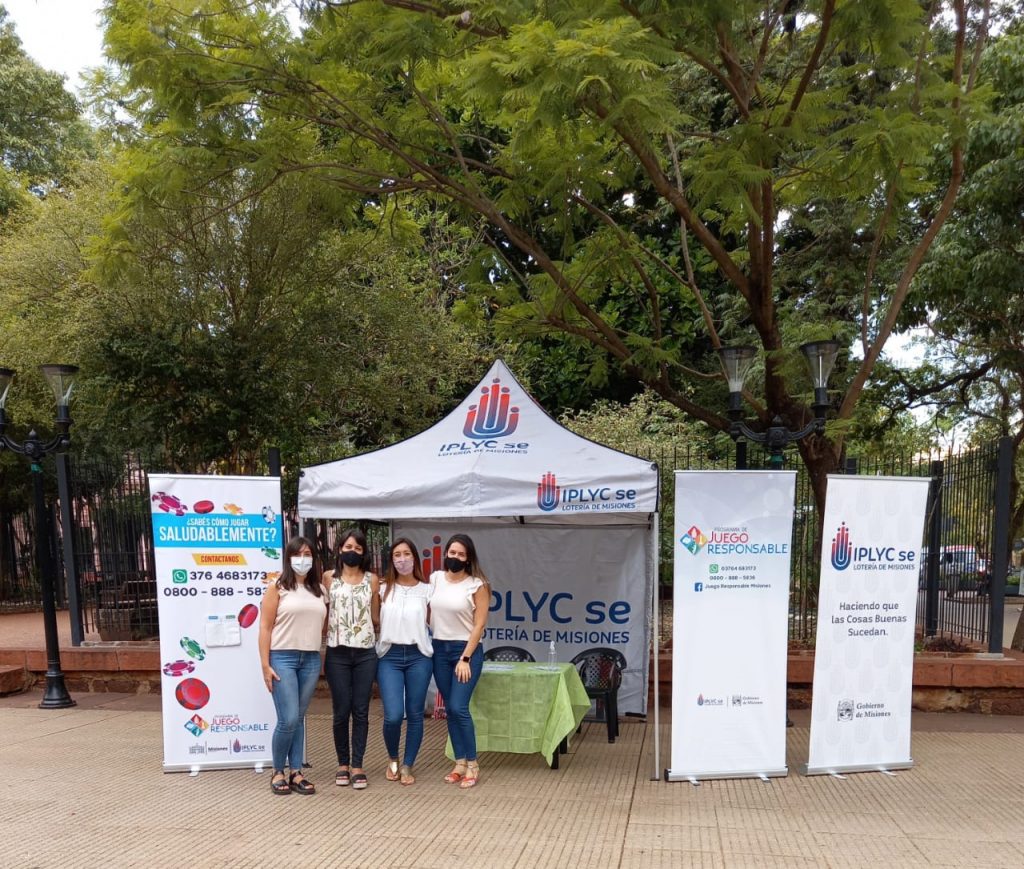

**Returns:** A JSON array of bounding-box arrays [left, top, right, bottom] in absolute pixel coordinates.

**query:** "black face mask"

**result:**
[[444, 556, 469, 574], [340, 550, 363, 568]]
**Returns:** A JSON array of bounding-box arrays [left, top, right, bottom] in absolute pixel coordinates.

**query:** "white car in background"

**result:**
[[919, 545, 989, 595]]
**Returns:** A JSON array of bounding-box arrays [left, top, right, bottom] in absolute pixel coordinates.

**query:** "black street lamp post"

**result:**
[[0, 364, 78, 709], [718, 341, 841, 468]]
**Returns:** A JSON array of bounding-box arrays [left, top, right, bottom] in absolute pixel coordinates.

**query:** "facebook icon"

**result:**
[[694, 582, 703, 592]]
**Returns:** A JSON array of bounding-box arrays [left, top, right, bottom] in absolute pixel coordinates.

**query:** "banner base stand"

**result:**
[[666, 766, 787, 783], [800, 760, 913, 777], [165, 759, 275, 774]]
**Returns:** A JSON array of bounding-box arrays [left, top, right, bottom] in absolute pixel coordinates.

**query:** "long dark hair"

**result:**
[[277, 536, 323, 596], [445, 533, 488, 583], [335, 527, 371, 572], [382, 537, 426, 602]]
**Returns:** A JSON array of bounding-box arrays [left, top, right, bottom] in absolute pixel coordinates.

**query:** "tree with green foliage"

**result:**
[[883, 21, 1024, 646], [0, 4, 92, 220], [0, 160, 486, 473], [96, 0, 1002, 508]]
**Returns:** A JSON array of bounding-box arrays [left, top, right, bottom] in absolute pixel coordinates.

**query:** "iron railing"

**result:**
[[0, 439, 1014, 649]]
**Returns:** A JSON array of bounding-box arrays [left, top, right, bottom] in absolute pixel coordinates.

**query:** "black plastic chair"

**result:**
[[484, 646, 536, 663], [571, 647, 626, 743]]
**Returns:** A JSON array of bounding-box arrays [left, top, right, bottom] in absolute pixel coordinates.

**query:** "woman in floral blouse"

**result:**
[[322, 528, 380, 790]]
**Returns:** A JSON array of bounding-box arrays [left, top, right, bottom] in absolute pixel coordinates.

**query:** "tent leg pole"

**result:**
[[651, 512, 661, 781]]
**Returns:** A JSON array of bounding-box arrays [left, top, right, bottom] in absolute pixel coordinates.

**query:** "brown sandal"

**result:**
[[399, 765, 415, 786], [459, 762, 479, 789], [385, 759, 400, 782], [444, 761, 467, 783]]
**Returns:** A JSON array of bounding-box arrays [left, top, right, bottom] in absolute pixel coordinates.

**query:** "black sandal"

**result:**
[[271, 770, 290, 795], [289, 771, 316, 795], [351, 772, 368, 790]]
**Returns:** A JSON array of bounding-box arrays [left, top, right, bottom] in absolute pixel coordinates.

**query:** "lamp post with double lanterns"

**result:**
[[717, 341, 841, 468], [0, 364, 78, 708]]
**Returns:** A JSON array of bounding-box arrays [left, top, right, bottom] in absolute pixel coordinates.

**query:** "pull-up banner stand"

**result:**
[[668, 471, 796, 782], [150, 474, 283, 772], [803, 475, 930, 776]]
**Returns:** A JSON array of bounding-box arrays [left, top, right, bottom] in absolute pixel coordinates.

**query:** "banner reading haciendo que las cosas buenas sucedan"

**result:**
[[805, 474, 929, 776]]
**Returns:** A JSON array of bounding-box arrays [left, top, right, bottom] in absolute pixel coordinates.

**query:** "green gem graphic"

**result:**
[[172, 569, 188, 584]]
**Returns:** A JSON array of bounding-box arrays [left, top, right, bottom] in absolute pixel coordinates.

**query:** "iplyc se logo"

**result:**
[[831, 523, 852, 570], [421, 535, 444, 574], [537, 472, 560, 511], [463, 378, 520, 439]]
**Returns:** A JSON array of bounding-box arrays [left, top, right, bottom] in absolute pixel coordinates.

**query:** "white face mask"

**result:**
[[290, 556, 313, 576], [393, 556, 415, 576]]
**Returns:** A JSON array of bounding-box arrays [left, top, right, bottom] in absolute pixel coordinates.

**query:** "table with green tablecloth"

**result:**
[[444, 662, 591, 767]]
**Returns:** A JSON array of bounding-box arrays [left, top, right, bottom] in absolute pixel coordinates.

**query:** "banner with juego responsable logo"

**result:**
[[804, 475, 930, 776], [668, 471, 796, 781], [149, 474, 283, 772]]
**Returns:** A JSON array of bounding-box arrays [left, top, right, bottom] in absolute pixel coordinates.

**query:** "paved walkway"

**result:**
[[1, 690, 1023, 868]]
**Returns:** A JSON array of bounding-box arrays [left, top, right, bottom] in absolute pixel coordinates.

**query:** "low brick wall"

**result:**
[[0, 646, 163, 695], [0, 645, 336, 698], [651, 651, 1024, 714], [7, 646, 1024, 713], [0, 664, 28, 695]]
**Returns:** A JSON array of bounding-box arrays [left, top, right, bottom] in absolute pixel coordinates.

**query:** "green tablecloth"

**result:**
[[445, 662, 591, 766]]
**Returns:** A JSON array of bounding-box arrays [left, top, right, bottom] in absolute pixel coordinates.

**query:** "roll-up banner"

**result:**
[[668, 471, 796, 782], [394, 519, 651, 715], [803, 474, 930, 776], [149, 474, 283, 772]]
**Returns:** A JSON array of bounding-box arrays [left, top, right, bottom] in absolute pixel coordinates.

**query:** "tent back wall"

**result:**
[[396, 519, 651, 716]]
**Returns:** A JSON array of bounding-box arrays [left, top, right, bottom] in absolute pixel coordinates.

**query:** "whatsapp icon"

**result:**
[[172, 569, 188, 584]]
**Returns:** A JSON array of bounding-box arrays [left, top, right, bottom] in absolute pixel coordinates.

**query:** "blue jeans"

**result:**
[[268, 649, 321, 773], [432, 639, 483, 761], [377, 643, 433, 767]]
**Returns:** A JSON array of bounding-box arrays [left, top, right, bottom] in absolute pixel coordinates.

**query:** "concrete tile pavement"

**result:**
[[1, 692, 1023, 868]]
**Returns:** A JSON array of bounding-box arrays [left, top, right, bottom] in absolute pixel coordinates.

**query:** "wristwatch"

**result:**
[[460, 656, 471, 663]]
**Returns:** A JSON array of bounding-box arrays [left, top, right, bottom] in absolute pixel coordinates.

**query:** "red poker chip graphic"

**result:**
[[193, 499, 215, 514], [162, 659, 196, 677], [238, 603, 258, 629], [175, 677, 211, 711]]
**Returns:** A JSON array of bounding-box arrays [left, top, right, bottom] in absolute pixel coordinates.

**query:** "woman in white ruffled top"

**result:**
[[375, 537, 432, 786]]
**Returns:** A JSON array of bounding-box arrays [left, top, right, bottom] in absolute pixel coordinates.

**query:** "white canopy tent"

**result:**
[[298, 360, 661, 716]]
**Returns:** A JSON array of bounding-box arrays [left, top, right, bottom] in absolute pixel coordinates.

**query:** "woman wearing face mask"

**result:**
[[322, 528, 380, 790], [258, 536, 326, 796], [429, 533, 490, 789], [376, 537, 432, 786]]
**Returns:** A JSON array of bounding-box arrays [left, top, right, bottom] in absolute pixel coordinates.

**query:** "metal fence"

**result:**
[[0, 438, 1014, 650], [0, 462, 63, 613], [63, 454, 160, 641], [637, 439, 1009, 650]]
